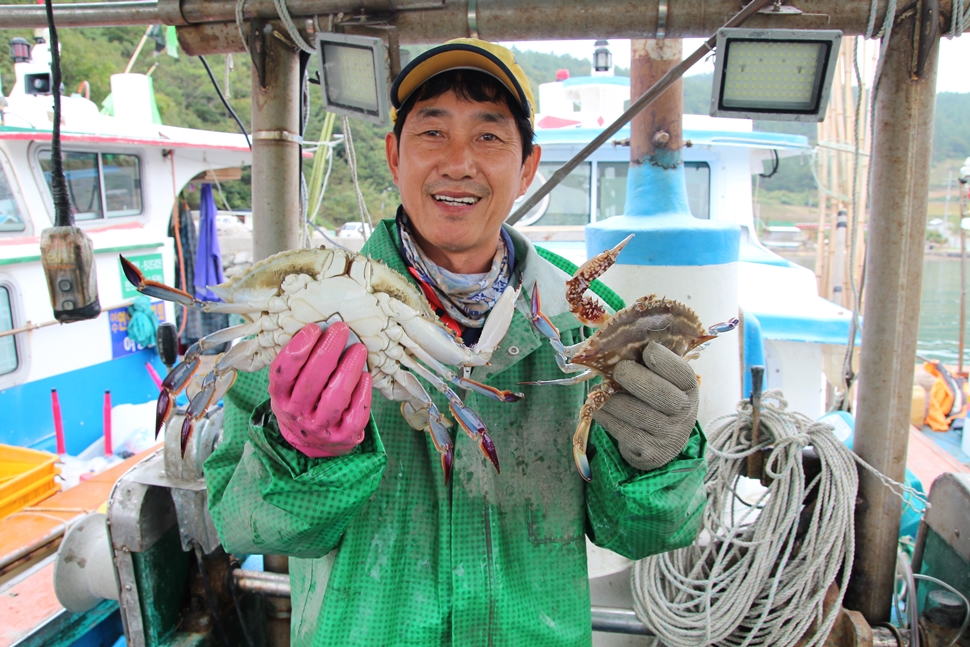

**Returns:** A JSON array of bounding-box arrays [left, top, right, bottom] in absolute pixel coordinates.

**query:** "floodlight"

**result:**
[[710, 28, 842, 122], [316, 32, 390, 126]]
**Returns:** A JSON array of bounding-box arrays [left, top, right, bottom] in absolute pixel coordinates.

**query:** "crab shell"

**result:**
[[569, 295, 715, 378]]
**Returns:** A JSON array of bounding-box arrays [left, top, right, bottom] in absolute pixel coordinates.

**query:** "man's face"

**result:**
[[386, 90, 541, 271]]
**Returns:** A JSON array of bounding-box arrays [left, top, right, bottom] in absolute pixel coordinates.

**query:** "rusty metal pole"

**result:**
[[844, 10, 940, 622], [629, 39, 683, 166], [250, 22, 302, 261]]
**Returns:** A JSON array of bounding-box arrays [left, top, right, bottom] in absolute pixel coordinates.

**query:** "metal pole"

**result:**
[[629, 38, 683, 163], [833, 209, 847, 306], [0, 0, 899, 39], [961, 183, 968, 375], [250, 22, 302, 261], [843, 10, 940, 623]]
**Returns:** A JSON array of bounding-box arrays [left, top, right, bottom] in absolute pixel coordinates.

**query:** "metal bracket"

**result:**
[[250, 19, 270, 89], [468, 0, 479, 39], [913, 0, 940, 80], [758, 0, 805, 14], [657, 0, 668, 40]]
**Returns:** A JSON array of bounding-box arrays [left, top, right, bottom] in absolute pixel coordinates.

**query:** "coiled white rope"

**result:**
[[632, 391, 927, 647]]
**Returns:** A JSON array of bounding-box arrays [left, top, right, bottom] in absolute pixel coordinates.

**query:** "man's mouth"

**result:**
[[432, 194, 481, 207]]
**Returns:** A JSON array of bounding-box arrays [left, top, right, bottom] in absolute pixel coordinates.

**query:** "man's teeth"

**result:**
[[433, 195, 479, 206]]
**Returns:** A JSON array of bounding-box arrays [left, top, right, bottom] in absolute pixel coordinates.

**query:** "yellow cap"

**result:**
[[390, 39, 534, 126]]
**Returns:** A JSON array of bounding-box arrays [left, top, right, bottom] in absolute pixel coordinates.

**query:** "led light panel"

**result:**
[[317, 33, 390, 125], [710, 29, 842, 122]]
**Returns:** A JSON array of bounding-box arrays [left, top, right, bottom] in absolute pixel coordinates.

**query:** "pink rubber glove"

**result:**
[[269, 322, 373, 458]]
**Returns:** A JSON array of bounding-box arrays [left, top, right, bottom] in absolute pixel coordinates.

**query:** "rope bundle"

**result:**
[[632, 392, 858, 647]]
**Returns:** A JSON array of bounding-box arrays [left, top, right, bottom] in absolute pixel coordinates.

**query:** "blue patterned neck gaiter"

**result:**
[[397, 210, 513, 329]]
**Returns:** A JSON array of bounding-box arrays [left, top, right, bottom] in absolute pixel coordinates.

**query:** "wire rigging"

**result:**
[[198, 55, 251, 150]]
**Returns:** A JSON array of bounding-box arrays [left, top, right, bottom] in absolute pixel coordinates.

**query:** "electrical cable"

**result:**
[[224, 556, 257, 647], [198, 55, 251, 150], [874, 622, 905, 647], [168, 153, 189, 339], [897, 548, 921, 647], [912, 574, 970, 647], [193, 543, 232, 647], [758, 150, 779, 179], [43, 0, 72, 227]]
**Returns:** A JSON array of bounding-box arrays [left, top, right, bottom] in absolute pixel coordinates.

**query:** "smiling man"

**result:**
[[206, 39, 708, 646]]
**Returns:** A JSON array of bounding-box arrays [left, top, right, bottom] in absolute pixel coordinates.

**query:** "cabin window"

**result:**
[[39, 151, 142, 221], [596, 161, 711, 221], [519, 162, 590, 227], [685, 162, 711, 220], [0, 286, 17, 376], [0, 163, 26, 232]]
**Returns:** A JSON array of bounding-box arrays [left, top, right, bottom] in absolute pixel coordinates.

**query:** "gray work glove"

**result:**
[[592, 341, 699, 471]]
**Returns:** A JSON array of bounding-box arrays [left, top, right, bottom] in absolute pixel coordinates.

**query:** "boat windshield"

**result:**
[[0, 163, 25, 232]]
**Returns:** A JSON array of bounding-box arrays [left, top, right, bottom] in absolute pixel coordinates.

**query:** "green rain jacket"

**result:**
[[205, 218, 707, 646]]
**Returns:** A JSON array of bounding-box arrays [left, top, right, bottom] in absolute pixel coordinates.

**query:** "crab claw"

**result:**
[[566, 234, 633, 326], [573, 418, 593, 482], [155, 390, 173, 439], [449, 402, 500, 474], [155, 356, 201, 437], [478, 431, 500, 474], [119, 255, 197, 307], [180, 416, 194, 458]]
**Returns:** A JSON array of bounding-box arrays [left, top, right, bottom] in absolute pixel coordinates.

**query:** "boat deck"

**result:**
[[0, 446, 159, 647]]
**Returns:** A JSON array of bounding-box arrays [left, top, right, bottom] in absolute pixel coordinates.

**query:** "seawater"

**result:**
[[782, 253, 967, 365], [918, 257, 968, 365]]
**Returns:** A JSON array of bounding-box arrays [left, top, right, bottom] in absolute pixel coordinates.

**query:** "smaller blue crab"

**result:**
[[525, 234, 739, 481]]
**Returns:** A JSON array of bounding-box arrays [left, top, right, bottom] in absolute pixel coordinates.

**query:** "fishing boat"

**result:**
[[0, 33, 251, 456]]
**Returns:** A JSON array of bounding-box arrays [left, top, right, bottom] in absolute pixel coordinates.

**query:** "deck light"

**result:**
[[316, 32, 390, 126], [710, 28, 842, 122], [10, 38, 31, 64], [593, 41, 612, 73]]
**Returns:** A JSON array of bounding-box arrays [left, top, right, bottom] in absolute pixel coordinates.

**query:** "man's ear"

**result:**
[[517, 144, 542, 198], [385, 131, 400, 185]]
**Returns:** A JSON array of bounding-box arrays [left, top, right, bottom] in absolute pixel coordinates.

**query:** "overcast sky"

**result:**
[[501, 36, 970, 94]]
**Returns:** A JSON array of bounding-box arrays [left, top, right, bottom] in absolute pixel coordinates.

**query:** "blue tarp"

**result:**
[[194, 184, 224, 302]]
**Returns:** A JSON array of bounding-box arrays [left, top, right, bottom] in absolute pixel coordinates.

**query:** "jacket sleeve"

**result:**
[[204, 369, 387, 559], [585, 421, 707, 560]]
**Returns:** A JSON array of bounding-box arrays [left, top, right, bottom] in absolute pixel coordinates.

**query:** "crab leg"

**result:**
[[396, 353, 500, 474], [573, 381, 620, 482], [400, 339, 522, 403], [528, 287, 588, 374], [566, 234, 633, 326], [520, 370, 596, 387], [388, 368, 456, 483], [120, 255, 258, 315]]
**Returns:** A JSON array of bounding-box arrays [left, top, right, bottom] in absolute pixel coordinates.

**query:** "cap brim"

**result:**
[[391, 44, 530, 118]]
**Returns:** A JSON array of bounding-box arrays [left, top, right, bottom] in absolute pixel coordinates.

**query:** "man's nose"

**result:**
[[437, 138, 477, 179]]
